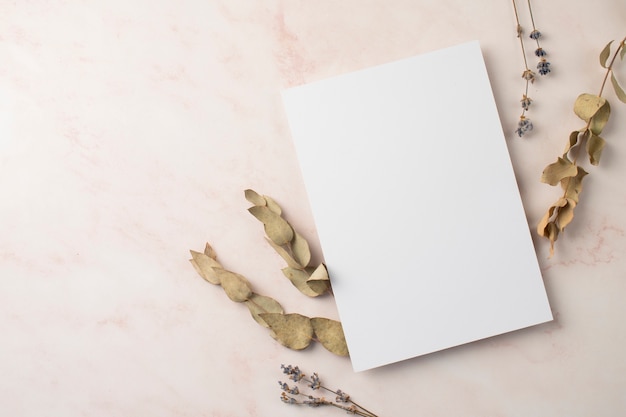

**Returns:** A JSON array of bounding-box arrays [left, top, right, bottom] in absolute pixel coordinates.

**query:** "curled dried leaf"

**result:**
[[563, 131, 581, 156], [311, 317, 349, 356], [291, 231, 311, 268], [189, 250, 222, 285], [248, 205, 294, 246], [589, 101, 611, 136], [244, 189, 267, 207], [611, 72, 626, 103], [306, 263, 331, 295], [561, 166, 588, 204], [540, 157, 578, 186], [586, 134, 606, 166], [599, 40, 613, 68], [214, 269, 253, 302], [573, 94, 606, 122], [245, 293, 284, 327], [260, 313, 314, 350], [282, 267, 324, 297]]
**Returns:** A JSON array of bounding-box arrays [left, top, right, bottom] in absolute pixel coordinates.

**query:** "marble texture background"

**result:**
[[1, 1, 625, 416]]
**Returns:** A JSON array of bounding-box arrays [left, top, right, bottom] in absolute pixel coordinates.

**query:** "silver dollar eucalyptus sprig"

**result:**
[[189, 190, 348, 355], [537, 37, 626, 257], [279, 364, 380, 417]]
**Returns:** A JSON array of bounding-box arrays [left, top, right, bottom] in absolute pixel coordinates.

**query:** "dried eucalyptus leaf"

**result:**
[[260, 313, 313, 350], [573, 93, 606, 122], [563, 131, 581, 155], [263, 195, 282, 215], [311, 317, 349, 356], [282, 267, 322, 297], [561, 166, 588, 203], [265, 237, 301, 269], [586, 134, 606, 166], [245, 293, 284, 327], [308, 263, 329, 282], [540, 157, 578, 186], [189, 250, 221, 285], [621, 45, 626, 60], [611, 72, 626, 103], [244, 189, 266, 207], [214, 269, 253, 302], [248, 205, 294, 246], [556, 198, 576, 232], [589, 101, 611, 136], [203, 242, 218, 259], [306, 263, 330, 295], [291, 231, 311, 268], [599, 40, 613, 68]]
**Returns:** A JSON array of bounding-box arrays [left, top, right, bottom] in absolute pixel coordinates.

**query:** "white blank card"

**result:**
[[282, 41, 552, 372]]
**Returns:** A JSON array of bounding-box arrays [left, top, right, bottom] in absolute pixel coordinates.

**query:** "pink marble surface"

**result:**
[[1, 1, 625, 416]]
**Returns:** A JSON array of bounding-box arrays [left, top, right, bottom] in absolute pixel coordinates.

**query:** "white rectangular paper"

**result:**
[[282, 41, 552, 372]]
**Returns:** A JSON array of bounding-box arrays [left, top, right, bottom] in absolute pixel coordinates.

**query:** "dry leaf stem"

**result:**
[[537, 37, 626, 256]]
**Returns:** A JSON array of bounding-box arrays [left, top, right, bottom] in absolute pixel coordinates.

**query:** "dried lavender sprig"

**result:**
[[527, 0, 551, 76], [279, 364, 379, 417], [512, 0, 535, 137]]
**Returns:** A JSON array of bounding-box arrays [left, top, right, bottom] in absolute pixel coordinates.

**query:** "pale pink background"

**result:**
[[1, 1, 625, 416]]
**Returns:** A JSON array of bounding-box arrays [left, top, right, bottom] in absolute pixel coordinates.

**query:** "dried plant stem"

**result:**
[[598, 37, 626, 97], [527, 0, 540, 49]]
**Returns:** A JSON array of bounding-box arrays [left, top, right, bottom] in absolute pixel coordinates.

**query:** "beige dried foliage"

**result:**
[[248, 205, 294, 246], [282, 267, 324, 297], [538, 37, 625, 256], [311, 318, 349, 356], [215, 269, 253, 302], [189, 189, 347, 356], [261, 313, 314, 350], [245, 293, 284, 327], [189, 250, 221, 285]]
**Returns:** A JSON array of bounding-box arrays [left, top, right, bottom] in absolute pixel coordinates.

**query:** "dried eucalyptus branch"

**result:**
[[537, 37, 626, 257], [245, 189, 331, 297], [189, 191, 348, 355], [279, 365, 380, 417]]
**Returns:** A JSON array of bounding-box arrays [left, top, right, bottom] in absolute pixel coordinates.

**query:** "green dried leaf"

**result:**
[[291, 231, 311, 268], [621, 45, 626, 60], [540, 157, 578, 186], [561, 166, 588, 203], [586, 134, 606, 166], [563, 131, 581, 156], [248, 205, 294, 246], [311, 318, 349, 356], [573, 94, 606, 122], [265, 237, 301, 269], [189, 250, 221, 285], [260, 313, 313, 350], [263, 195, 282, 215], [599, 40, 613, 68], [589, 101, 611, 136], [244, 189, 266, 206], [245, 293, 284, 327], [282, 267, 323, 297], [611, 72, 626, 103], [214, 269, 253, 302]]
